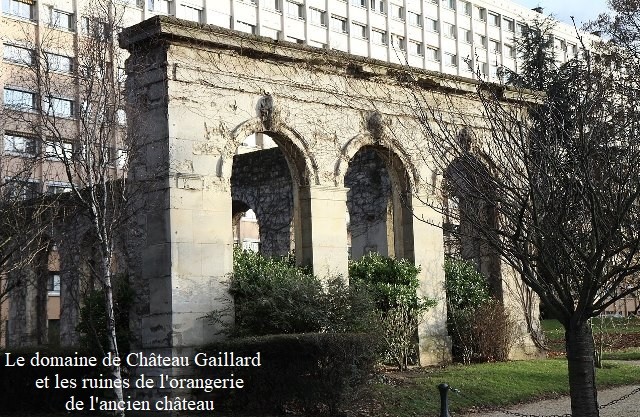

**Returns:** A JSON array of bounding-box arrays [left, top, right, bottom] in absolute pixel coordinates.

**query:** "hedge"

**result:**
[[198, 332, 380, 415], [0, 346, 100, 414]]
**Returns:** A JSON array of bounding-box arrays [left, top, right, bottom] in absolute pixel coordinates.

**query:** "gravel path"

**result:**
[[459, 383, 640, 417]]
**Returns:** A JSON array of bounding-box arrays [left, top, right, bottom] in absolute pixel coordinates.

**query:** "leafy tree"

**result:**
[[506, 17, 558, 90]]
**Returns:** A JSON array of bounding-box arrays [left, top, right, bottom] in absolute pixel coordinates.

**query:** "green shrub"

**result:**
[[321, 276, 380, 333], [349, 253, 423, 311], [226, 249, 325, 336], [349, 253, 436, 369], [199, 333, 380, 415], [444, 257, 491, 311], [445, 257, 515, 363], [212, 249, 379, 337]]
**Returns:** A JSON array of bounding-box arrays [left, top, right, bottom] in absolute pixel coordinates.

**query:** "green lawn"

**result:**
[[542, 317, 640, 336], [368, 359, 640, 417], [542, 317, 640, 359], [602, 347, 640, 361]]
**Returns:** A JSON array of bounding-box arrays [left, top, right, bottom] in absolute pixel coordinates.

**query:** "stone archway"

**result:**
[[119, 16, 509, 364]]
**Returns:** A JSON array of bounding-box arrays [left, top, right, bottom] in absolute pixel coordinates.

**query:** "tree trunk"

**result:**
[[565, 321, 599, 417]]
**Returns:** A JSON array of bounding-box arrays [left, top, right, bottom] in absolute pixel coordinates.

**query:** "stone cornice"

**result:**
[[119, 16, 542, 103]]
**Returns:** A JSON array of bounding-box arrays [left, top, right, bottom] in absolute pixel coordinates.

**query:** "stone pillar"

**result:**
[[297, 185, 349, 279], [7, 269, 40, 347], [412, 194, 452, 365]]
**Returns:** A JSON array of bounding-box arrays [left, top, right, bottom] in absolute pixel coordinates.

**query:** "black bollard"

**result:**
[[438, 383, 450, 417]]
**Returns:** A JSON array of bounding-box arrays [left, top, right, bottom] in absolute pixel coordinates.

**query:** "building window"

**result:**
[[407, 11, 421, 27], [389, 3, 403, 20], [557, 39, 567, 51], [48, 273, 61, 293], [3, 133, 36, 155], [391, 34, 405, 50], [462, 1, 472, 16], [568, 43, 578, 58], [444, 23, 456, 39], [371, 29, 387, 45], [516, 22, 526, 35], [331, 15, 348, 33], [3, 88, 37, 111], [426, 18, 438, 32], [45, 140, 74, 160], [81, 16, 111, 39], [45, 53, 74, 73], [285, 35, 303, 44], [504, 44, 515, 58], [503, 17, 514, 32], [447, 0, 456, 10], [3, 44, 34, 66], [182, 4, 202, 23], [461, 28, 472, 43], [409, 40, 423, 56], [4, 180, 39, 200], [236, 20, 256, 35], [480, 62, 488, 76], [116, 108, 127, 125], [260, 26, 280, 39], [2, 0, 34, 20], [445, 53, 457, 67], [370, 0, 384, 14], [285, 1, 303, 19], [488, 12, 500, 27], [49, 9, 74, 31], [116, 149, 128, 169], [47, 182, 72, 194], [148, 0, 170, 14], [475, 6, 486, 22], [426, 46, 439, 62], [475, 33, 486, 48], [307, 39, 327, 48], [43, 96, 75, 118], [241, 239, 260, 252], [489, 64, 499, 79], [350, 0, 366, 7], [489, 39, 501, 54], [352, 22, 367, 39], [309, 7, 326, 26]]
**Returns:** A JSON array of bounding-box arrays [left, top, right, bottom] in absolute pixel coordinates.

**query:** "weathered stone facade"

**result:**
[[7, 15, 542, 365], [118, 16, 467, 365]]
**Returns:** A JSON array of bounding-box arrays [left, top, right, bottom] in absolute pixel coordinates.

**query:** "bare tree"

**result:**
[[1, 99, 60, 345], [2, 0, 142, 412], [403, 23, 640, 416]]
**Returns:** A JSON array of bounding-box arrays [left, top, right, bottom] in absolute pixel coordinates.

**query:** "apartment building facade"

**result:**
[[0, 0, 602, 347]]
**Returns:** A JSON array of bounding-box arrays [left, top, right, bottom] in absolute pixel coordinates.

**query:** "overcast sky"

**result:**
[[513, 0, 610, 27]]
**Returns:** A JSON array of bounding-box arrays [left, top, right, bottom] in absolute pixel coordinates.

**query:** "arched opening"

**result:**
[[344, 145, 414, 261], [443, 154, 502, 298], [230, 132, 296, 257]]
